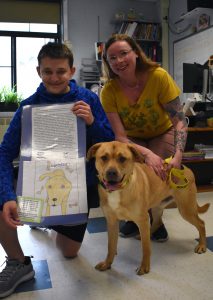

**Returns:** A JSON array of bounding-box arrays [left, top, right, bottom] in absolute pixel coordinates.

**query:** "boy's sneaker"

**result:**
[[0, 256, 35, 298], [119, 221, 139, 238], [151, 223, 169, 242]]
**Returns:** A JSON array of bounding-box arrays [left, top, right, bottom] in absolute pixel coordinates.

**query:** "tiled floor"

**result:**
[[0, 192, 213, 300]]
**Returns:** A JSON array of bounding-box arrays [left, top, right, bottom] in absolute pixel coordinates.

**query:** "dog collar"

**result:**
[[164, 157, 189, 190], [98, 175, 131, 192]]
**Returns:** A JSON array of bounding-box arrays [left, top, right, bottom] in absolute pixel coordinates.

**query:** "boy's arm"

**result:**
[[0, 109, 22, 206], [86, 93, 115, 144]]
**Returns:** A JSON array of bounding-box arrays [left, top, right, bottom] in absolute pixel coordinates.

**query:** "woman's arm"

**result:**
[[163, 96, 188, 169]]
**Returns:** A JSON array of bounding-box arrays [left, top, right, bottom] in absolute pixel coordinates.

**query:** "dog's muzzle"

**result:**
[[98, 168, 130, 192], [106, 168, 120, 183]]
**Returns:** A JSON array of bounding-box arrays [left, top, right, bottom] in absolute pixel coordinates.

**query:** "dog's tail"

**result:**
[[197, 203, 210, 214]]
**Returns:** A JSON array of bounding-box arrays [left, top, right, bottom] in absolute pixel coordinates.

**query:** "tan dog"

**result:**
[[87, 141, 210, 275], [39, 169, 72, 216]]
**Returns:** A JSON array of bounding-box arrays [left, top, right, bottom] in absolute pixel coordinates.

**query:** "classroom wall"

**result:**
[[168, 0, 213, 76], [63, 0, 213, 82], [63, 0, 160, 83]]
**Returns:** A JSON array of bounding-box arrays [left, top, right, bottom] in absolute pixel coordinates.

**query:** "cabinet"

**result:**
[[114, 20, 162, 63], [184, 127, 213, 192]]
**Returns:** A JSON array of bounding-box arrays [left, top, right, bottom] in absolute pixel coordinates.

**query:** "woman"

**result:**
[[101, 34, 188, 241]]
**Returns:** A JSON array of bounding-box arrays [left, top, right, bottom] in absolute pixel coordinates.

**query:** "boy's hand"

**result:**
[[72, 101, 94, 125], [3, 201, 22, 229]]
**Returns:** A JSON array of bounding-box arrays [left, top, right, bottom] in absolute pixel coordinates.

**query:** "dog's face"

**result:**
[[40, 169, 72, 207], [87, 141, 144, 191]]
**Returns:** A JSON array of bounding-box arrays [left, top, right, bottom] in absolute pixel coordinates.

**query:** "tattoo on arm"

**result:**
[[174, 130, 187, 152], [164, 97, 187, 125], [164, 97, 188, 151]]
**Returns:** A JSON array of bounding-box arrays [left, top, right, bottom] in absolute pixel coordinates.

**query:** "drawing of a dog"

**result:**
[[39, 169, 72, 216], [87, 141, 210, 275]]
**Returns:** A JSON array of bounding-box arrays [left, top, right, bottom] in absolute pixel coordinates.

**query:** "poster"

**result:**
[[17, 103, 88, 226]]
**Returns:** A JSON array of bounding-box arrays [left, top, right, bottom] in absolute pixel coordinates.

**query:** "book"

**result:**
[[204, 150, 213, 159], [95, 42, 105, 61], [194, 144, 213, 151], [125, 22, 138, 37], [182, 151, 205, 161]]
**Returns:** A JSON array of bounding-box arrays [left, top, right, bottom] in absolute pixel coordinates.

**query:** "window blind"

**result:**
[[0, 0, 61, 24]]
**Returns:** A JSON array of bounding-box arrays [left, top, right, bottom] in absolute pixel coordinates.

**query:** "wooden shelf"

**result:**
[[188, 127, 213, 132], [185, 128, 213, 192], [184, 158, 213, 163], [197, 185, 213, 193]]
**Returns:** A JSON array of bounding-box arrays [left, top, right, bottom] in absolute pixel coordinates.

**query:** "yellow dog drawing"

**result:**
[[39, 169, 72, 216]]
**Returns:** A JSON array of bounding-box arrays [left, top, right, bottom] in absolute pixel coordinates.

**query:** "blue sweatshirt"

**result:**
[[0, 80, 114, 208]]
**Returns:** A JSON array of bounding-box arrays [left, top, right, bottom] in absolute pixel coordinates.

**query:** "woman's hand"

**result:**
[[144, 150, 167, 181], [3, 201, 22, 229], [164, 150, 182, 173], [72, 101, 94, 125]]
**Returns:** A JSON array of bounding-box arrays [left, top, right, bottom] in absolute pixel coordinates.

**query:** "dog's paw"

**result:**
[[95, 261, 111, 271], [194, 244, 207, 254], [136, 263, 150, 275]]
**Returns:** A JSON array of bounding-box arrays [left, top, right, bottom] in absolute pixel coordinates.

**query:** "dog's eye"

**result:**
[[101, 155, 108, 162], [61, 184, 65, 189], [48, 185, 52, 189], [118, 156, 126, 163]]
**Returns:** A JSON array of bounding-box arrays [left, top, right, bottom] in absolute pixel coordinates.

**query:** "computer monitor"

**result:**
[[183, 63, 209, 95]]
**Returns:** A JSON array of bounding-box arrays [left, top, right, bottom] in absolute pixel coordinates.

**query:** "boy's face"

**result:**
[[37, 57, 75, 94]]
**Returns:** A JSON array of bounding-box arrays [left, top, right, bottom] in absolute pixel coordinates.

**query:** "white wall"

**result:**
[[63, 0, 160, 82], [63, 0, 213, 83], [168, 0, 213, 75]]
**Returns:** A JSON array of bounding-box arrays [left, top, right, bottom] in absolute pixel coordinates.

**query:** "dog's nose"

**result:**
[[52, 198, 57, 202], [106, 168, 118, 181]]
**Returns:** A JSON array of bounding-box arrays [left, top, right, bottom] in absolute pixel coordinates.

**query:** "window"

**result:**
[[0, 0, 62, 98], [0, 36, 11, 88], [0, 23, 61, 98]]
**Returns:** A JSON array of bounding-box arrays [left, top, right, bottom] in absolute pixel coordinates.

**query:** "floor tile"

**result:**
[[16, 260, 52, 293]]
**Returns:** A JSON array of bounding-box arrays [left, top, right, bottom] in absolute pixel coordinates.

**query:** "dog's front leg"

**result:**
[[95, 214, 119, 271], [136, 212, 151, 275]]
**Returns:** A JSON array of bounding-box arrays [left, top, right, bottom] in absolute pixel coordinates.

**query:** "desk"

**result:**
[[184, 127, 213, 192]]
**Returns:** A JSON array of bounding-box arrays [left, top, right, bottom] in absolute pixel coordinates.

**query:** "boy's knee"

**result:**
[[56, 232, 82, 258]]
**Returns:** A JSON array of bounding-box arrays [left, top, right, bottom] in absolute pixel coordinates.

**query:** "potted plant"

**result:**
[[0, 86, 23, 112]]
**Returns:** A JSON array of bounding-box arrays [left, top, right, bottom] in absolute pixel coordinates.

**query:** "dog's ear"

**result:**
[[87, 143, 102, 161], [39, 169, 65, 181], [127, 144, 145, 163]]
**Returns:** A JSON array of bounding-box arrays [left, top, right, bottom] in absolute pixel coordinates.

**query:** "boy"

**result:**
[[0, 42, 114, 298]]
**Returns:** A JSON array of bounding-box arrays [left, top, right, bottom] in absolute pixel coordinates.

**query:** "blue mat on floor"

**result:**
[[195, 236, 213, 252], [205, 236, 213, 252], [16, 259, 52, 293], [87, 217, 107, 233], [87, 217, 125, 233]]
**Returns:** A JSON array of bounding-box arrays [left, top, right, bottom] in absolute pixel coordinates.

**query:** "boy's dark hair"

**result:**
[[37, 42, 74, 67]]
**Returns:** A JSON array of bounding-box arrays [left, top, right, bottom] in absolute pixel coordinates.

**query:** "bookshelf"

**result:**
[[114, 20, 162, 63], [183, 127, 213, 192]]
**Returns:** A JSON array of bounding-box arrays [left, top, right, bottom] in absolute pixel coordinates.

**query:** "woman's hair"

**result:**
[[102, 34, 159, 80], [37, 42, 74, 67]]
